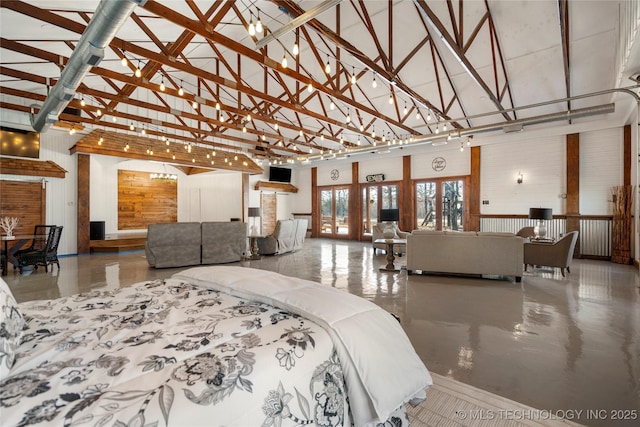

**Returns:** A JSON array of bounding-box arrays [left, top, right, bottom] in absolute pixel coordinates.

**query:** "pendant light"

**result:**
[[255, 10, 263, 34], [325, 55, 331, 74]]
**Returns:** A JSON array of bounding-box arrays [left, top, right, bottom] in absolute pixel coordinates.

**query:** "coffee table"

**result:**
[[374, 238, 407, 272]]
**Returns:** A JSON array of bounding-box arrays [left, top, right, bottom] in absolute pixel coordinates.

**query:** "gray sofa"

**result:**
[[406, 230, 524, 282], [145, 221, 246, 268], [257, 219, 308, 255]]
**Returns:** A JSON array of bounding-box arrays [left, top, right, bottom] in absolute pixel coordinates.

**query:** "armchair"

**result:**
[[16, 226, 63, 273], [524, 231, 579, 277], [516, 226, 536, 238], [372, 223, 409, 255]]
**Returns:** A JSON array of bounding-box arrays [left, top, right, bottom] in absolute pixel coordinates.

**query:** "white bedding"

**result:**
[[174, 266, 433, 426]]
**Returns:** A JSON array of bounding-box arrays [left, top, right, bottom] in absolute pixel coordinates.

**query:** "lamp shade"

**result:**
[[379, 208, 400, 222], [528, 208, 552, 220], [248, 207, 262, 218]]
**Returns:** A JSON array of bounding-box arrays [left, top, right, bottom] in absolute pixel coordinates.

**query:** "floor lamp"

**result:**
[[529, 208, 552, 239]]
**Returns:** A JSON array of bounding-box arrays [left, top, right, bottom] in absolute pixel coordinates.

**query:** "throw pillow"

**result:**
[[0, 277, 24, 380]]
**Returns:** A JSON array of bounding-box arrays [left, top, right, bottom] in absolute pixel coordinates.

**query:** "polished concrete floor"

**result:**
[[4, 238, 639, 427]]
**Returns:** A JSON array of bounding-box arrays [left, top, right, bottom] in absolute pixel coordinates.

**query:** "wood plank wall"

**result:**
[[261, 192, 276, 235], [117, 170, 177, 230], [0, 180, 45, 248]]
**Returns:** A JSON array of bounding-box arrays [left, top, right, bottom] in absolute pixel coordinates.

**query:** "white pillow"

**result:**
[[0, 278, 24, 380]]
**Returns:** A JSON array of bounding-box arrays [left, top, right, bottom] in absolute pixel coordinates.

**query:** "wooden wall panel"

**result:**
[[401, 155, 413, 232], [261, 193, 276, 235], [77, 154, 90, 254], [468, 146, 481, 231], [117, 170, 177, 230], [0, 180, 45, 249]]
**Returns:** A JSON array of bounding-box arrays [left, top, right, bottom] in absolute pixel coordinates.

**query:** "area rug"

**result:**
[[408, 373, 584, 427]]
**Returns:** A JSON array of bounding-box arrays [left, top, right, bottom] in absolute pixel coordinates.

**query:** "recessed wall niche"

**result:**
[[117, 170, 177, 230]]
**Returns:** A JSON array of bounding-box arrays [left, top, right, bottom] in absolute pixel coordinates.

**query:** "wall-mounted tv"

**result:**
[[0, 126, 40, 159], [269, 166, 292, 183]]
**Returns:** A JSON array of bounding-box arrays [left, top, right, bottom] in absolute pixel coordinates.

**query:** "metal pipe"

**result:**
[[31, 0, 146, 132]]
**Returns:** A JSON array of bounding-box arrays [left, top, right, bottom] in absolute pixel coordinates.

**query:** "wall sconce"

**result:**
[[517, 172, 523, 184]]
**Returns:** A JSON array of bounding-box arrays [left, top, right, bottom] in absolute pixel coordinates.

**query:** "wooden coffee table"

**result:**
[[374, 238, 406, 272]]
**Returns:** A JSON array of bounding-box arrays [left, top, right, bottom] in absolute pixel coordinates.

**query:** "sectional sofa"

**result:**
[[406, 230, 524, 282], [145, 221, 247, 268]]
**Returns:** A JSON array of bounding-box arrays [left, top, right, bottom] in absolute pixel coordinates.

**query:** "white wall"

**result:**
[[580, 128, 623, 215]]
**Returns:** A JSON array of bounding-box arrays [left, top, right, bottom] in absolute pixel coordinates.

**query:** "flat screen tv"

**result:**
[[269, 166, 292, 183], [0, 126, 40, 159]]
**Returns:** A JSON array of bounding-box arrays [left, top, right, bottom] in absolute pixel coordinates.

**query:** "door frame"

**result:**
[[317, 185, 351, 239], [413, 175, 469, 231]]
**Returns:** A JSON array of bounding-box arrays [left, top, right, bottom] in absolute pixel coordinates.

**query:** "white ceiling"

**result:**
[[0, 0, 638, 167]]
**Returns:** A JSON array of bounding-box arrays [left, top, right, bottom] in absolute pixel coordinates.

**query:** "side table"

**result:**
[[246, 235, 264, 260], [373, 238, 407, 272]]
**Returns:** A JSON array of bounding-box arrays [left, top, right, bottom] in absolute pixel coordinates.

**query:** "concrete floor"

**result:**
[[4, 238, 639, 427]]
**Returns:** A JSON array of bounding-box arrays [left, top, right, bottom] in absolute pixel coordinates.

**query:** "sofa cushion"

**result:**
[[0, 277, 24, 380], [477, 232, 517, 237], [201, 222, 247, 264], [145, 222, 202, 268]]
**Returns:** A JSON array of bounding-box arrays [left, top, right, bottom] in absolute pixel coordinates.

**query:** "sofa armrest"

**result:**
[[257, 235, 278, 255]]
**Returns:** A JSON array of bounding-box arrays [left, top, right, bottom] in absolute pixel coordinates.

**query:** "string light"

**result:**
[[129, 122, 135, 131], [281, 54, 288, 68], [121, 51, 127, 67], [96, 108, 102, 116], [351, 66, 357, 84], [426, 110, 432, 121], [416, 111, 421, 120], [159, 76, 165, 92], [246, 113, 252, 121], [292, 43, 299, 56], [330, 98, 335, 110], [443, 122, 448, 131], [388, 93, 394, 104], [248, 12, 256, 36], [192, 100, 198, 109], [299, 129, 304, 137], [403, 103, 408, 115], [371, 127, 375, 138], [307, 82, 313, 93], [215, 102, 220, 110], [80, 96, 85, 107], [372, 72, 377, 88], [135, 60, 142, 78], [345, 109, 351, 123], [255, 10, 263, 33], [325, 55, 331, 74], [178, 80, 184, 96], [274, 123, 279, 131]]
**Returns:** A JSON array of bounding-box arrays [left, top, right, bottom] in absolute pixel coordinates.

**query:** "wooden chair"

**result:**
[[17, 226, 63, 273], [524, 231, 579, 277]]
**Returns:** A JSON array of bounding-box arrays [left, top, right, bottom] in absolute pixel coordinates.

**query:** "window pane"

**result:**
[[442, 180, 463, 231], [335, 188, 349, 235], [321, 190, 332, 234], [416, 182, 436, 230]]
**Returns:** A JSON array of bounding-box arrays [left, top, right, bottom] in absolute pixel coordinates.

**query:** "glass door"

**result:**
[[362, 184, 398, 236], [320, 187, 350, 237], [415, 178, 465, 231]]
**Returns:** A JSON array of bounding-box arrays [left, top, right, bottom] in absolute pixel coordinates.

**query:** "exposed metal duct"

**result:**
[[30, 0, 146, 133]]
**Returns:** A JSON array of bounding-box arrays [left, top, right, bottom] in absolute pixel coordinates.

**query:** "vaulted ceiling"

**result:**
[[1, 0, 638, 173]]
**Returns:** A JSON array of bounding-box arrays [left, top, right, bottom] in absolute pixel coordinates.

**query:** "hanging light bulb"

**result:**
[[281, 54, 288, 68], [246, 113, 252, 121], [307, 82, 313, 93], [98, 137, 103, 145], [135, 60, 142, 78], [359, 124, 364, 132], [330, 98, 335, 110], [242, 125, 247, 133], [435, 124, 440, 134], [112, 115, 117, 122], [345, 109, 351, 123], [220, 115, 226, 122], [129, 122, 135, 131], [96, 108, 102, 116], [299, 129, 304, 137], [215, 101, 220, 110], [371, 127, 376, 138], [403, 103, 408, 115], [372, 72, 377, 88], [351, 66, 356, 84], [261, 134, 266, 141], [274, 122, 279, 131], [325, 55, 331, 74], [80, 96, 85, 107], [427, 110, 432, 121], [320, 134, 324, 141], [159, 77, 165, 92], [178, 80, 184, 96], [443, 122, 448, 131], [192, 100, 198, 109], [357, 136, 361, 145], [141, 126, 145, 135], [388, 93, 394, 104], [416, 111, 421, 120], [248, 12, 256, 36], [69, 125, 75, 135], [255, 10, 263, 33], [382, 133, 386, 142], [121, 51, 128, 67]]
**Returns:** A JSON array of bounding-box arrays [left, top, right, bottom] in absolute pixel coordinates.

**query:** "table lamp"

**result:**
[[528, 208, 552, 239], [379, 208, 400, 241], [248, 207, 261, 236]]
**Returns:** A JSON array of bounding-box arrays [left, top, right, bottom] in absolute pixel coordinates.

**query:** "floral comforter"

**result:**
[[1, 267, 429, 426]]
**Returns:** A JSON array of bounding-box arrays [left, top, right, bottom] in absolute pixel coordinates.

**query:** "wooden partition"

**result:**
[[0, 180, 46, 237], [118, 170, 177, 230]]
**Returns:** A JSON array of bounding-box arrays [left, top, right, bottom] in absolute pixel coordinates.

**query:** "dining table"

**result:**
[[1, 235, 42, 276]]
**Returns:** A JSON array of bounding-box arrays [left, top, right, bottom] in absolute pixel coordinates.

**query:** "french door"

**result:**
[[361, 184, 399, 236], [319, 186, 350, 237], [415, 178, 465, 231]]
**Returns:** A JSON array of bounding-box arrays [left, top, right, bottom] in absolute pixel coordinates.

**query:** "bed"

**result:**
[[1, 266, 432, 426]]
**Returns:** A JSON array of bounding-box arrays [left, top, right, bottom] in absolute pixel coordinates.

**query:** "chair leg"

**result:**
[[560, 268, 565, 277], [567, 266, 570, 274]]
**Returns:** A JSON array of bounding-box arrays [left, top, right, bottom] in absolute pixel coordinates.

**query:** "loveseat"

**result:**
[[145, 221, 246, 268], [257, 219, 308, 255], [406, 230, 524, 282]]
